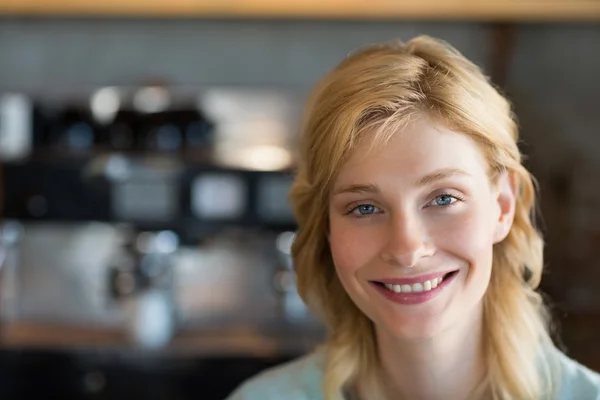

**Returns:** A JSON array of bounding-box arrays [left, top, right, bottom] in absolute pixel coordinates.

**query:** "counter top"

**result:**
[[0, 321, 324, 358]]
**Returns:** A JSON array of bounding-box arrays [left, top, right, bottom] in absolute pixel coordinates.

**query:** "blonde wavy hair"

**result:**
[[289, 35, 558, 399]]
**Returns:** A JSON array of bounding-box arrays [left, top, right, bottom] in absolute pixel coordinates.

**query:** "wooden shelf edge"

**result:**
[[0, 1, 599, 21]]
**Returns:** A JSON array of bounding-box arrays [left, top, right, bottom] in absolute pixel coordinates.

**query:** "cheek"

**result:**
[[329, 218, 381, 274], [431, 207, 496, 270]]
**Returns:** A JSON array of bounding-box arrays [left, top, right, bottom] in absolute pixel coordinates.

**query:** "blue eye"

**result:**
[[357, 205, 376, 215], [429, 194, 460, 207], [435, 195, 454, 206], [349, 204, 381, 216]]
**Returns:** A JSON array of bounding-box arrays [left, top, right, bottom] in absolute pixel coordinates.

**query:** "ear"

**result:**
[[493, 171, 517, 244]]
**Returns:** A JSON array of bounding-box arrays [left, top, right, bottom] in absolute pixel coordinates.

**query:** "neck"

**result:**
[[372, 303, 486, 400]]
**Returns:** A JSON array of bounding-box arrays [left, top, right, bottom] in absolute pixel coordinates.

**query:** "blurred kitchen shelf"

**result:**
[[1, 0, 599, 21]]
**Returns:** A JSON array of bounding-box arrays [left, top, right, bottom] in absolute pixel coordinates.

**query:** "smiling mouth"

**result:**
[[373, 271, 458, 294]]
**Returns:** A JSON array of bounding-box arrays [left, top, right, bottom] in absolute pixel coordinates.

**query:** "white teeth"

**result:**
[[382, 276, 447, 294], [412, 282, 423, 293], [384, 283, 402, 293]]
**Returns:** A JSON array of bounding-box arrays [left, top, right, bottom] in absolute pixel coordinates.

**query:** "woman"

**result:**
[[227, 36, 600, 399]]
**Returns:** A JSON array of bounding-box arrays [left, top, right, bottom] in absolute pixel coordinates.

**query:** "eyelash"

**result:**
[[425, 192, 465, 208], [345, 203, 383, 218], [345, 193, 465, 218]]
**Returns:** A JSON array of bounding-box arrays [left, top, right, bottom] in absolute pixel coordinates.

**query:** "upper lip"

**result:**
[[372, 270, 458, 285]]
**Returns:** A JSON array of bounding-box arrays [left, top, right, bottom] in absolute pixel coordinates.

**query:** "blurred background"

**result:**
[[0, 1, 598, 399]]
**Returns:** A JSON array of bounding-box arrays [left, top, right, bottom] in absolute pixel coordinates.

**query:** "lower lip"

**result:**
[[371, 272, 458, 305]]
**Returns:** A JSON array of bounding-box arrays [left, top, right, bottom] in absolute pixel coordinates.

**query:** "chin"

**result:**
[[381, 315, 448, 341]]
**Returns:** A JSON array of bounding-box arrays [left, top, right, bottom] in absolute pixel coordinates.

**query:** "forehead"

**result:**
[[335, 119, 489, 186]]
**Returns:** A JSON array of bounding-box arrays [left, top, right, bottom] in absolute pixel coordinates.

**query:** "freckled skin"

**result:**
[[328, 118, 509, 341]]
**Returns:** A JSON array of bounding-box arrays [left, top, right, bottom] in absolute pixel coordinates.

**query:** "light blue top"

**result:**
[[226, 348, 600, 400]]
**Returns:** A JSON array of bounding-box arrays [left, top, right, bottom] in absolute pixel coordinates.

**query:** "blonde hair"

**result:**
[[289, 36, 557, 399]]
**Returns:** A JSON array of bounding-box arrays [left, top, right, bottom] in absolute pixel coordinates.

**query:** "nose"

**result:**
[[380, 212, 431, 268]]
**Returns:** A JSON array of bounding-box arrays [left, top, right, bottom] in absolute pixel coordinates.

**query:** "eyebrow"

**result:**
[[332, 183, 380, 196], [414, 168, 472, 187], [332, 168, 471, 196]]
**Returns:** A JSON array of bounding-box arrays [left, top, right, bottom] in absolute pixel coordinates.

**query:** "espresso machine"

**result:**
[[0, 87, 324, 399]]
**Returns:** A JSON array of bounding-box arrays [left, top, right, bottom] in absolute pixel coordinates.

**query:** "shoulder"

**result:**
[[553, 349, 600, 400], [225, 352, 325, 400]]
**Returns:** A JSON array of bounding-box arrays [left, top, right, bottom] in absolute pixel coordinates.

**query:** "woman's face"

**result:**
[[328, 117, 516, 340]]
